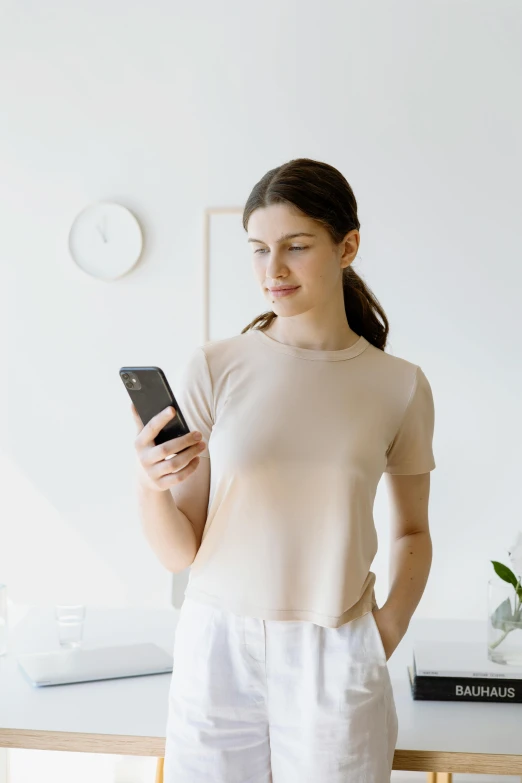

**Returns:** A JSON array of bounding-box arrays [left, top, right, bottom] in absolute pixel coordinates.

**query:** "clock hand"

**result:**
[[96, 225, 107, 243]]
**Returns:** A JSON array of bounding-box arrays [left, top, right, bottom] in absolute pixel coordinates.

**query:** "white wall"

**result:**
[[3, 0, 522, 624], [1, 1, 522, 780], [2, 0, 522, 617]]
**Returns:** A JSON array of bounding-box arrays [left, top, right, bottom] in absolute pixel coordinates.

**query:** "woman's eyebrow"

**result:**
[[247, 232, 316, 244]]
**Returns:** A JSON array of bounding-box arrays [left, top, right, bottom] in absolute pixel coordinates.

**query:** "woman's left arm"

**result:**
[[373, 471, 433, 660]]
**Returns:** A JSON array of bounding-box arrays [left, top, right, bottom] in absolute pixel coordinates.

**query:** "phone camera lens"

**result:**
[[122, 373, 129, 380]]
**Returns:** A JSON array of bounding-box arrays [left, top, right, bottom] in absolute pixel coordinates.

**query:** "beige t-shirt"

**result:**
[[174, 328, 436, 628]]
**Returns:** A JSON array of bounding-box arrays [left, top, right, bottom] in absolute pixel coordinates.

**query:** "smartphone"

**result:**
[[119, 366, 191, 447]]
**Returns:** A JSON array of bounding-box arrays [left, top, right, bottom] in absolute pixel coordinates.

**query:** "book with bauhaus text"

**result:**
[[408, 640, 522, 703]]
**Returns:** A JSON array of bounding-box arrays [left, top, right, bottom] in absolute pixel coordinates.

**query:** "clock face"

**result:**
[[68, 202, 143, 281]]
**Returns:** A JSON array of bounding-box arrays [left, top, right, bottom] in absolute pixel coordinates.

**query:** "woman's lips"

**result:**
[[269, 286, 300, 297]]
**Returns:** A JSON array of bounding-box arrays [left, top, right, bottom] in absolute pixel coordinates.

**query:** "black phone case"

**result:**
[[119, 366, 191, 446]]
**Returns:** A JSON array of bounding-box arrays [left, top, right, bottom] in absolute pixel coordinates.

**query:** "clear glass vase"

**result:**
[[487, 577, 522, 665]]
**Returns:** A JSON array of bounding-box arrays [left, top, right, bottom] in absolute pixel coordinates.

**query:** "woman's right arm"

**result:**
[[132, 404, 208, 573]]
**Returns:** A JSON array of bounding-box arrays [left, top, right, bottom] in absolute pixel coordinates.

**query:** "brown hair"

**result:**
[[240, 157, 389, 351]]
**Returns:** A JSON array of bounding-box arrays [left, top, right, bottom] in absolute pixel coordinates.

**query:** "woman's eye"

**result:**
[[254, 246, 306, 254]]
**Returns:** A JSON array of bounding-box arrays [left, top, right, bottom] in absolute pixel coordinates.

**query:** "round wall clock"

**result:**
[[68, 201, 143, 281]]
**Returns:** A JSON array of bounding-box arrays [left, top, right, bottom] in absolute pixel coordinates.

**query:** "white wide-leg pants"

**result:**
[[164, 597, 398, 782]]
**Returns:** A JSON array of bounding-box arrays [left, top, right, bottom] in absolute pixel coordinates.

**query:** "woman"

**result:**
[[135, 157, 436, 782]]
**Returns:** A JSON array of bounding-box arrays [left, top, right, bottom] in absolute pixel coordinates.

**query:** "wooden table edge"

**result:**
[[393, 749, 522, 775], [0, 729, 165, 758], [1, 730, 521, 774]]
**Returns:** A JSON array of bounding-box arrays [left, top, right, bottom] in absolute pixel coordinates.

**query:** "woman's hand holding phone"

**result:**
[[131, 404, 206, 493]]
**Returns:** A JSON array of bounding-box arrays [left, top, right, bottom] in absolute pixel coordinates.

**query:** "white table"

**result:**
[[0, 607, 521, 781]]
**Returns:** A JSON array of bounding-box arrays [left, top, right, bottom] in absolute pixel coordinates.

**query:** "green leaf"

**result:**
[[490, 597, 515, 631], [491, 560, 520, 588]]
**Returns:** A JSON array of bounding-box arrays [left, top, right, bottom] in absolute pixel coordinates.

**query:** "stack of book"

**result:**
[[408, 640, 522, 702]]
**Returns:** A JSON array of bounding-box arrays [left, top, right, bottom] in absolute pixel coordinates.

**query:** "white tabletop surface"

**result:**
[[1, 605, 521, 758]]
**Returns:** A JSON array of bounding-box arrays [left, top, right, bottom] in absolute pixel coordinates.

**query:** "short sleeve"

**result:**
[[175, 347, 214, 458], [384, 366, 436, 475]]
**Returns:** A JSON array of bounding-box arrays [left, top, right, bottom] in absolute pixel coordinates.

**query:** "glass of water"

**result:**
[[0, 584, 7, 656], [55, 604, 86, 648]]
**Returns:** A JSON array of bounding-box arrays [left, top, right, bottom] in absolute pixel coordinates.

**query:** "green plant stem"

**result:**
[[489, 627, 514, 650]]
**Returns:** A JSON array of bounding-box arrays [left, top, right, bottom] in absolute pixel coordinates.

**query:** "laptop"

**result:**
[[17, 642, 173, 687]]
